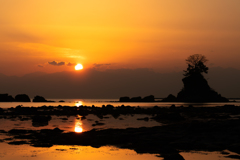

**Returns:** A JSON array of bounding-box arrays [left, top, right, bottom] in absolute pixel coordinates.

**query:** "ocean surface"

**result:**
[[0, 98, 240, 108]]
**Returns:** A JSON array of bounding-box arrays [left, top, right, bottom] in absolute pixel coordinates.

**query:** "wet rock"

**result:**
[[8, 141, 29, 145], [32, 115, 52, 127]]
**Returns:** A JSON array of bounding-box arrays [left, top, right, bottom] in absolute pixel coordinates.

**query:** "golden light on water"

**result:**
[[75, 101, 83, 107], [75, 115, 83, 133], [75, 64, 83, 70], [75, 126, 83, 133]]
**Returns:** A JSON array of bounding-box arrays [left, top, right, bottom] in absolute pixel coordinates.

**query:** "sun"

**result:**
[[75, 64, 83, 70]]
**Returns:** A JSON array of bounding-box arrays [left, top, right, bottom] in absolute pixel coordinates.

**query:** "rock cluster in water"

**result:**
[[119, 73, 229, 103], [0, 94, 53, 102], [119, 95, 155, 102]]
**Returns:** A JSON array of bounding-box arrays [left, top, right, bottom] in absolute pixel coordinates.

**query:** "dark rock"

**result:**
[[158, 153, 185, 160], [14, 94, 31, 102], [177, 73, 229, 102], [8, 141, 29, 145], [32, 115, 52, 127], [137, 117, 149, 121], [228, 144, 240, 154], [152, 113, 185, 122], [143, 95, 155, 102], [225, 155, 240, 159], [32, 95, 47, 102], [8, 129, 29, 135], [0, 130, 7, 133], [162, 94, 178, 102], [0, 94, 14, 102], [130, 96, 142, 102], [120, 95, 155, 102], [119, 96, 130, 102]]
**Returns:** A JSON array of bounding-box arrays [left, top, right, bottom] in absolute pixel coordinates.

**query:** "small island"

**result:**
[[120, 54, 229, 103]]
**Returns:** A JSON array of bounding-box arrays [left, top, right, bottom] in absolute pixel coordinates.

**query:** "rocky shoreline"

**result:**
[[0, 105, 240, 159]]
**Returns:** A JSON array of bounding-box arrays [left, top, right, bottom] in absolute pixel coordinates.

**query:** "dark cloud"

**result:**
[[67, 62, 76, 66], [38, 65, 44, 68], [48, 61, 65, 66], [93, 63, 111, 68]]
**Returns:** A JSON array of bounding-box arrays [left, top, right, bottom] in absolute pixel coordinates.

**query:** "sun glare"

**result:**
[[75, 64, 83, 70]]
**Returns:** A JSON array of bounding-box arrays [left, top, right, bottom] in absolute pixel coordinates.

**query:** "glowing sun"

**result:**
[[75, 64, 83, 70]]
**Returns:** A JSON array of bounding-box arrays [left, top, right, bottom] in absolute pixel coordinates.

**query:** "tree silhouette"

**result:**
[[184, 54, 208, 76]]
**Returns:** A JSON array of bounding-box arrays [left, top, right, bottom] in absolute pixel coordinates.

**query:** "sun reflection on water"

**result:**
[[75, 115, 83, 133], [75, 101, 83, 107]]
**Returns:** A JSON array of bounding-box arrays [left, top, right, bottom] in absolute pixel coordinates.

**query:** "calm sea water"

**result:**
[[0, 98, 240, 108]]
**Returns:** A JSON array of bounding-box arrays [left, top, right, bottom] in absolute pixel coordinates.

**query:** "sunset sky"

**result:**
[[0, 0, 240, 76]]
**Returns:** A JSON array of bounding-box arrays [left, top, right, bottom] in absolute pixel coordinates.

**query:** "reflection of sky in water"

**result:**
[[0, 115, 237, 160]]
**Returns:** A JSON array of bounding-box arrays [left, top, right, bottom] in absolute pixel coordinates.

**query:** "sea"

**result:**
[[0, 98, 240, 108]]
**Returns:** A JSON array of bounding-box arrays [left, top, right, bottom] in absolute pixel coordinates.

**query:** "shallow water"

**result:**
[[0, 113, 239, 160], [0, 144, 161, 160], [0, 114, 161, 132]]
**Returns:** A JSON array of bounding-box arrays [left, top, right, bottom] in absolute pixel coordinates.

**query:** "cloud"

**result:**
[[48, 61, 65, 66], [93, 63, 111, 68], [67, 62, 76, 66], [38, 65, 44, 68]]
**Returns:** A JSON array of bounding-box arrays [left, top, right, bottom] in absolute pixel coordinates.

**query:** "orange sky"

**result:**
[[0, 0, 240, 76]]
